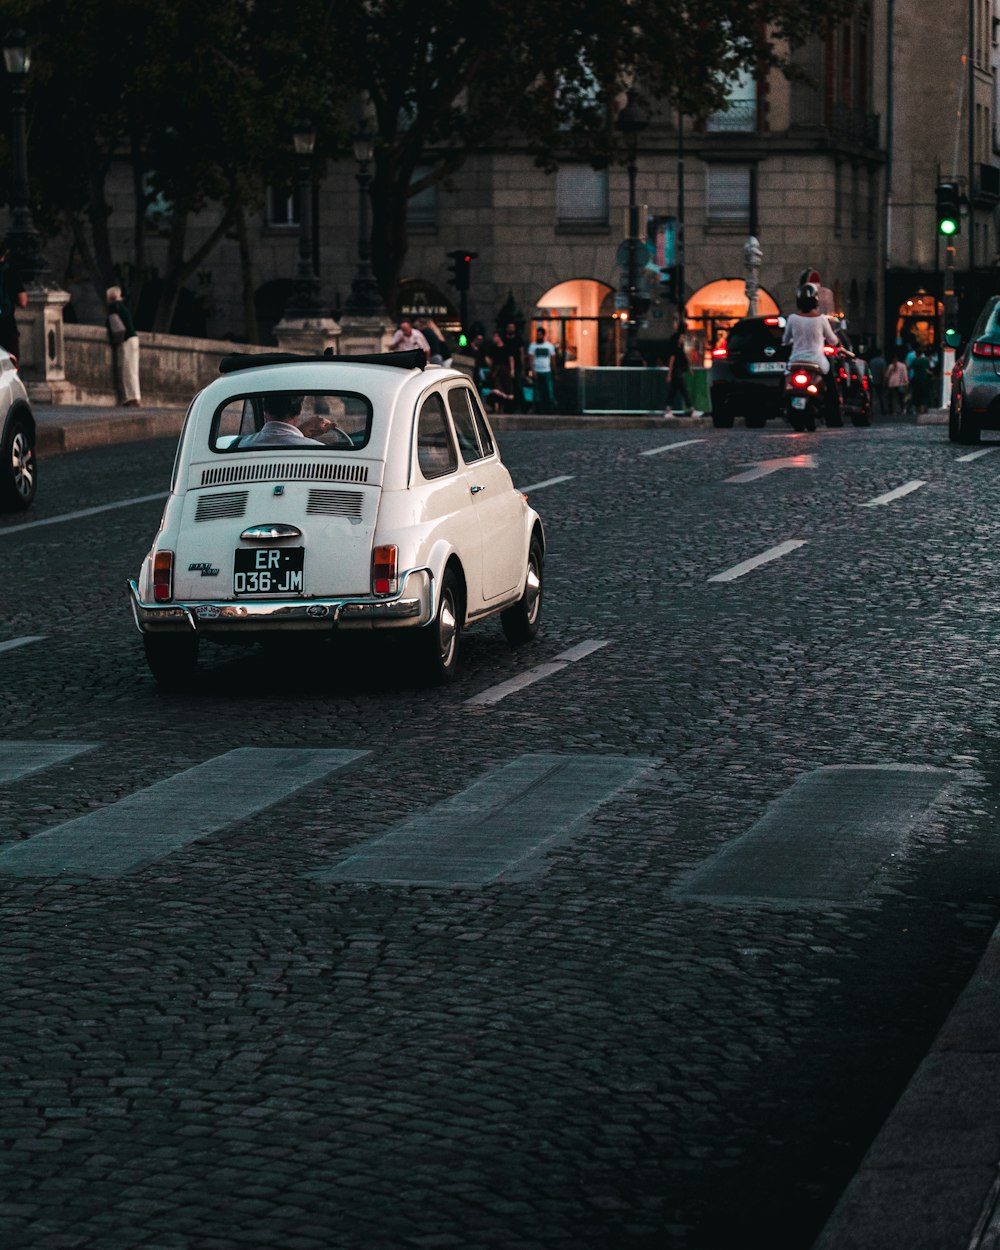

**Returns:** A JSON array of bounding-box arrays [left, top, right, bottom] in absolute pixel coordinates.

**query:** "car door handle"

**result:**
[[470, 484, 486, 494]]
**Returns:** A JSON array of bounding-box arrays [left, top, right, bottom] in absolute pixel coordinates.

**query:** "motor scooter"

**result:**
[[784, 352, 845, 431]]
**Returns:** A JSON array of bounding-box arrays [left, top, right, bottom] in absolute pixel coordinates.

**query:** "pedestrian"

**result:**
[[910, 346, 932, 415], [867, 345, 887, 414], [106, 285, 141, 407], [390, 318, 430, 359], [500, 321, 526, 409], [0, 238, 28, 360], [665, 320, 692, 414], [526, 326, 559, 414], [884, 353, 909, 415], [483, 363, 514, 414], [414, 315, 448, 364]]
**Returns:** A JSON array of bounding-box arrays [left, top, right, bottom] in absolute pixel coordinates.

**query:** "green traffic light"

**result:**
[[940, 218, 958, 235], [458, 333, 468, 347]]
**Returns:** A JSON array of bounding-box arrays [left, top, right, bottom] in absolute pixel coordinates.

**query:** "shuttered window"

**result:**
[[557, 166, 608, 225], [706, 165, 752, 224]]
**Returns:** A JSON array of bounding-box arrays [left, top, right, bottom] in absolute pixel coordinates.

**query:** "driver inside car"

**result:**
[[240, 394, 350, 448]]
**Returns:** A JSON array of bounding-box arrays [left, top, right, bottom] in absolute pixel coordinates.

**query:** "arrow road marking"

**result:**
[[708, 540, 808, 583], [860, 480, 926, 507], [640, 439, 706, 457], [725, 454, 817, 483]]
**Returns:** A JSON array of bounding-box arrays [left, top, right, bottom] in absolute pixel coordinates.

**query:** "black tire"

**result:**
[[0, 411, 36, 511], [501, 537, 544, 645], [414, 567, 462, 683], [787, 407, 805, 433], [143, 633, 199, 690], [744, 412, 767, 429], [710, 389, 734, 428], [712, 410, 734, 429], [948, 392, 961, 442], [950, 392, 980, 444], [803, 408, 816, 432]]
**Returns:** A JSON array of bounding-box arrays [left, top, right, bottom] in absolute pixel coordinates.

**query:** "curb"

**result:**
[[35, 407, 187, 456], [813, 920, 1000, 1249]]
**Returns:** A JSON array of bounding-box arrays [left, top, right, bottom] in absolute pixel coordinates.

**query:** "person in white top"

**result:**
[[390, 319, 431, 358], [782, 284, 839, 373]]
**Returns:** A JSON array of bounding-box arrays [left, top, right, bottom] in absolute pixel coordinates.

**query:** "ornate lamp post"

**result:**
[[3, 29, 50, 284], [282, 118, 324, 319], [743, 236, 762, 316], [616, 87, 648, 366], [344, 109, 386, 316]]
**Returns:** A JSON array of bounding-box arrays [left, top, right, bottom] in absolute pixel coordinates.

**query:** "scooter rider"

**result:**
[[783, 281, 842, 420]]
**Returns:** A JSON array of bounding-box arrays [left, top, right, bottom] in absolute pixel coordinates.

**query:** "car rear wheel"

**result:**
[[744, 412, 767, 429], [143, 633, 199, 690], [950, 391, 980, 444], [501, 537, 543, 645], [0, 413, 36, 511], [415, 567, 462, 683]]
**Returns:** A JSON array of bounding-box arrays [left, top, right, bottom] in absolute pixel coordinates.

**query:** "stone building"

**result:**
[[50, 1, 1000, 373]]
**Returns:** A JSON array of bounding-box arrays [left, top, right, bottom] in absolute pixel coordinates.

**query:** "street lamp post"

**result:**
[[344, 111, 386, 316], [616, 88, 648, 366], [2, 29, 50, 284], [282, 119, 325, 319]]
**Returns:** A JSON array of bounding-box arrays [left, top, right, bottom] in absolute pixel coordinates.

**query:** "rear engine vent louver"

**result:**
[[195, 491, 249, 521], [201, 461, 369, 487], [307, 489, 364, 518]]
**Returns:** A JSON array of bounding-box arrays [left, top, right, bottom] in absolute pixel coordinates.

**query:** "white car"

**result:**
[[128, 349, 544, 685], [0, 350, 35, 511]]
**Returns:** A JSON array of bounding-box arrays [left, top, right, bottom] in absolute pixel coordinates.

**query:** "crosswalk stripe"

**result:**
[[0, 747, 367, 879], [0, 741, 98, 785], [0, 636, 45, 654], [311, 752, 655, 886]]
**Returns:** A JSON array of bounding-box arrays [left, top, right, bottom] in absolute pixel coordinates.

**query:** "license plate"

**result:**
[[791, 397, 807, 409], [233, 547, 304, 595], [750, 361, 785, 373]]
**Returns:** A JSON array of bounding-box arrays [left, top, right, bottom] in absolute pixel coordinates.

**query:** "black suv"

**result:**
[[709, 316, 790, 428]]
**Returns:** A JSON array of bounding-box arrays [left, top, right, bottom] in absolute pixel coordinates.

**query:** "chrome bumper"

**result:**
[[127, 568, 436, 633]]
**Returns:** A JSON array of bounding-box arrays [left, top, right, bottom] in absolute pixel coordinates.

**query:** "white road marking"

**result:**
[[519, 475, 574, 492], [725, 454, 817, 483], [956, 447, 1000, 462], [708, 539, 808, 583], [860, 480, 926, 507], [466, 640, 610, 707], [0, 635, 45, 654], [639, 439, 705, 457], [0, 493, 167, 536], [0, 740, 99, 784]]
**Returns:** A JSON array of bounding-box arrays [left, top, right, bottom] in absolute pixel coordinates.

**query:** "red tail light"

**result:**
[[372, 545, 398, 596], [153, 550, 174, 602], [712, 346, 728, 358], [972, 340, 1000, 358], [823, 345, 837, 356], [763, 316, 780, 325], [791, 371, 810, 387]]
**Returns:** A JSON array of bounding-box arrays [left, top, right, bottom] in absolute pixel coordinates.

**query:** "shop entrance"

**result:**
[[685, 278, 781, 366], [895, 291, 941, 356], [531, 279, 616, 367]]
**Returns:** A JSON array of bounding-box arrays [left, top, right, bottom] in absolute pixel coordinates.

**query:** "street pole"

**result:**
[[744, 236, 762, 317], [283, 121, 325, 319], [616, 87, 648, 367], [2, 29, 49, 284], [344, 115, 386, 317]]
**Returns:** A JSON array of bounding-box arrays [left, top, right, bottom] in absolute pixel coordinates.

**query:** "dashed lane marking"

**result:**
[[0, 493, 168, 536], [707, 539, 807, 583], [310, 752, 656, 887], [465, 640, 609, 707], [0, 741, 98, 785], [860, 480, 926, 507], [518, 475, 574, 492], [0, 747, 367, 878], [0, 636, 45, 654], [675, 764, 952, 905], [639, 439, 706, 457], [956, 447, 1000, 462]]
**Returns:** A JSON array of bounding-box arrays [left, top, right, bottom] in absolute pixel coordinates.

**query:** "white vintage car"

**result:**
[[128, 349, 544, 686]]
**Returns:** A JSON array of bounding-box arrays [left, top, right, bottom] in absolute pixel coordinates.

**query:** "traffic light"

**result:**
[[936, 182, 961, 236], [660, 264, 680, 302], [446, 249, 478, 291]]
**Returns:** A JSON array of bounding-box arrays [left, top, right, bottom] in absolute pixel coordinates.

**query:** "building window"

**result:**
[[265, 182, 299, 228], [556, 165, 608, 226], [407, 165, 437, 229], [706, 165, 752, 224], [706, 68, 758, 132]]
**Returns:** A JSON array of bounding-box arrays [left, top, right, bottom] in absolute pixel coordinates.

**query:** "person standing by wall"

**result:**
[[665, 320, 692, 415], [526, 326, 559, 414], [0, 238, 28, 360], [106, 286, 141, 407]]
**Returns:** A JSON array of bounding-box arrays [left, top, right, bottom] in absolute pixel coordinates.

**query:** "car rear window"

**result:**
[[725, 318, 787, 354], [210, 391, 373, 452], [971, 297, 1000, 341]]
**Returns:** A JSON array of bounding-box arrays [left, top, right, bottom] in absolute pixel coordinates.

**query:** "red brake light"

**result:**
[[372, 545, 398, 596], [823, 345, 837, 355], [763, 316, 780, 325], [791, 371, 810, 387], [153, 551, 174, 602], [972, 340, 1000, 357], [712, 346, 728, 358]]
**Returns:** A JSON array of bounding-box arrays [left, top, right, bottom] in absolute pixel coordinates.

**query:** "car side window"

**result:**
[[468, 389, 495, 456], [417, 393, 458, 479], [447, 387, 485, 463]]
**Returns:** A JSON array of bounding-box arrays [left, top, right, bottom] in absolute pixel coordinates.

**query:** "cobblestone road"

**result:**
[[2, 423, 1000, 1249]]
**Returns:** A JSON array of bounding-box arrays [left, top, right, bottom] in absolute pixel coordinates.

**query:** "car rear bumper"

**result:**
[[127, 568, 436, 634]]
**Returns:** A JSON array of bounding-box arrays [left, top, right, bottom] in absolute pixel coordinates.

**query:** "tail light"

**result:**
[[153, 550, 174, 602], [763, 316, 780, 325], [791, 371, 810, 387], [823, 345, 837, 356], [712, 345, 728, 359], [972, 340, 1000, 358], [372, 545, 398, 596]]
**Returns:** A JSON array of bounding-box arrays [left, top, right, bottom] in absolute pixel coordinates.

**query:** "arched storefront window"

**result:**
[[685, 278, 780, 365], [896, 291, 940, 355], [531, 279, 615, 367]]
